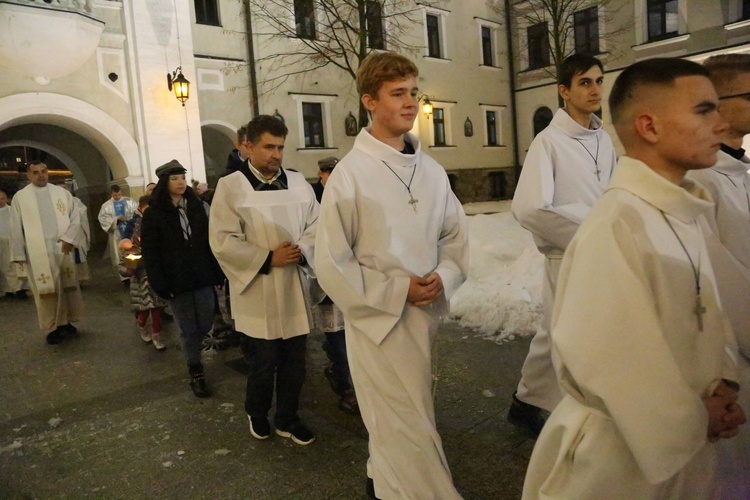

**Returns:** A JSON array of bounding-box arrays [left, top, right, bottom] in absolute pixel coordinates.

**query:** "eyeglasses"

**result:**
[[719, 92, 750, 101]]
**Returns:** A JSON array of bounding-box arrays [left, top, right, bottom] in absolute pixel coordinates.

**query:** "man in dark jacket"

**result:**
[[225, 125, 250, 175]]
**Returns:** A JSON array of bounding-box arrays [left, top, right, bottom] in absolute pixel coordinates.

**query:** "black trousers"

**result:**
[[240, 334, 307, 429]]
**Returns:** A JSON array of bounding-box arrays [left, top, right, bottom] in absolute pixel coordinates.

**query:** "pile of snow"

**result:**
[[450, 212, 544, 343]]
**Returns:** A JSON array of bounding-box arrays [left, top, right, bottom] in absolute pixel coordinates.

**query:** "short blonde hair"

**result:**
[[703, 54, 750, 95], [356, 52, 418, 98]]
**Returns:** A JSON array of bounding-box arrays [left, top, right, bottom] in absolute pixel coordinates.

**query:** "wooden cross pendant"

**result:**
[[408, 193, 419, 214], [694, 294, 706, 331]]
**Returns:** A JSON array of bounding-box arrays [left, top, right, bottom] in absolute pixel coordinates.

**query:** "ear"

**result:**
[[634, 113, 659, 144], [362, 93, 377, 113], [558, 84, 569, 102]]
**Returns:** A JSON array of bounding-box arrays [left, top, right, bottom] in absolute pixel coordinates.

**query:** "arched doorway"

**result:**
[[201, 121, 236, 189], [533, 106, 554, 137], [0, 93, 142, 245]]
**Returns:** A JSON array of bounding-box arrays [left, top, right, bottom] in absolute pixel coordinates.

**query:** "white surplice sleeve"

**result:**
[[296, 181, 320, 277], [97, 200, 116, 233], [435, 175, 469, 299], [209, 176, 272, 294], [9, 201, 25, 261], [511, 139, 585, 251], [315, 171, 410, 346], [552, 215, 712, 485]]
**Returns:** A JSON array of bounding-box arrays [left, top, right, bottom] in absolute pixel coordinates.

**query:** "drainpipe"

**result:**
[[244, 0, 260, 117], [504, 0, 521, 183]]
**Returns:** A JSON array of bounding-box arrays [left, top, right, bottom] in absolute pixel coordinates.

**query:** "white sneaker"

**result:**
[[137, 323, 151, 343], [152, 334, 166, 351]]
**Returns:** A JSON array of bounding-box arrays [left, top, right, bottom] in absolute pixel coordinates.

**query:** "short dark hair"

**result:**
[[237, 125, 248, 143], [703, 54, 750, 95], [609, 58, 709, 125], [138, 195, 150, 207], [110, 184, 121, 193], [28, 160, 46, 169], [246, 115, 288, 144], [558, 54, 603, 87]]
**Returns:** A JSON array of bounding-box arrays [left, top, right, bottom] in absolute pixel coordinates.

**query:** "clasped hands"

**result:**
[[407, 272, 443, 307], [271, 241, 302, 267], [704, 380, 747, 442]]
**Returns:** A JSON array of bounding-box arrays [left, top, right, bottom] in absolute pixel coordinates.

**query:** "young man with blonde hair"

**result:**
[[523, 58, 744, 499], [315, 52, 469, 498]]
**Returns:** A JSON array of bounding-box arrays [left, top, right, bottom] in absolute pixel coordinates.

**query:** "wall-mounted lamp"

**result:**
[[273, 109, 285, 123], [422, 96, 433, 119], [167, 67, 190, 106]]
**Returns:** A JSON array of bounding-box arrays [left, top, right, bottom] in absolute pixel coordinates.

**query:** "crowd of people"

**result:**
[[1, 50, 748, 498]]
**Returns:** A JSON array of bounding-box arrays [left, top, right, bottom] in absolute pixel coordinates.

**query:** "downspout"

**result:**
[[244, 0, 260, 117], [504, 0, 521, 183]]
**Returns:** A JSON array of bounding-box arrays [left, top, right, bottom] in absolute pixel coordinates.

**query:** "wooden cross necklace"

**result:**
[[381, 160, 418, 213], [661, 212, 706, 331], [573, 136, 601, 181]]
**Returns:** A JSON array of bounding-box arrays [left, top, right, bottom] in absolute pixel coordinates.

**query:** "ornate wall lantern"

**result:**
[[167, 67, 190, 106]]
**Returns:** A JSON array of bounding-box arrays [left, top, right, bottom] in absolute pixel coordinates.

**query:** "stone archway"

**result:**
[[0, 93, 142, 185]]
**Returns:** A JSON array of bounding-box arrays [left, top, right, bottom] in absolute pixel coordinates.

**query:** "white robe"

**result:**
[[10, 184, 85, 334], [0, 205, 28, 294], [209, 169, 318, 340], [511, 108, 617, 411], [98, 196, 137, 269], [523, 157, 740, 499], [315, 129, 469, 499], [687, 152, 750, 498]]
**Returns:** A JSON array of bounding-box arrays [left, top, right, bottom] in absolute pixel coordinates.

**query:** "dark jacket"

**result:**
[[141, 189, 223, 299], [312, 179, 325, 203], [225, 149, 244, 176]]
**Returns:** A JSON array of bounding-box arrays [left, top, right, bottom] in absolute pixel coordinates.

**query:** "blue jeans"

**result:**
[[169, 286, 215, 366]]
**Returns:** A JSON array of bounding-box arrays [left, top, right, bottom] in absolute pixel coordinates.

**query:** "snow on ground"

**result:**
[[449, 211, 544, 343]]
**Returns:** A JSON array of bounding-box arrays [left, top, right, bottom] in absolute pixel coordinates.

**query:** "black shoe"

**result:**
[[275, 422, 315, 445], [60, 323, 77, 335], [366, 478, 380, 499], [46, 329, 63, 345], [188, 364, 211, 398], [338, 392, 360, 416], [247, 415, 271, 440], [324, 364, 342, 397], [5, 292, 14, 299], [507, 392, 545, 437], [14, 290, 28, 299]]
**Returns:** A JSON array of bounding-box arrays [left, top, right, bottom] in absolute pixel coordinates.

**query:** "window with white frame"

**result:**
[[294, 0, 316, 39], [427, 101, 455, 147], [423, 8, 449, 59], [481, 105, 505, 146], [574, 6, 599, 54], [647, 0, 678, 41], [291, 94, 336, 149], [476, 19, 501, 67], [195, 0, 220, 26]]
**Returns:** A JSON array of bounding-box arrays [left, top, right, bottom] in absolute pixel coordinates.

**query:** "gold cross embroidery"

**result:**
[[56, 199, 66, 216], [37, 273, 50, 285], [63, 267, 73, 278]]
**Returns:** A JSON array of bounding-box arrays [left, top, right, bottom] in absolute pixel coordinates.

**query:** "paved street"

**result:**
[[0, 255, 533, 499]]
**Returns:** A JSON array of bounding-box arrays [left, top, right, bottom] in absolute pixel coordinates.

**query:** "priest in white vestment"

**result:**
[[315, 53, 469, 499], [0, 190, 29, 297], [686, 54, 750, 499], [210, 115, 318, 446], [9, 162, 85, 345], [509, 55, 617, 434], [98, 184, 136, 281], [523, 58, 745, 499]]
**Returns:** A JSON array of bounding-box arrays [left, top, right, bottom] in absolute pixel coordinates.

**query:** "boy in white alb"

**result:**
[[315, 52, 469, 499], [523, 57, 745, 500], [687, 54, 750, 497], [509, 54, 617, 435]]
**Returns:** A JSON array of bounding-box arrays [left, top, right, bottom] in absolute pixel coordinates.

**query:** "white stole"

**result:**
[[13, 186, 77, 295]]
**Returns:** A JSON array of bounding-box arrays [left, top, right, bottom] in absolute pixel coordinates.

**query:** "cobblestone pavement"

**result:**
[[0, 256, 534, 499]]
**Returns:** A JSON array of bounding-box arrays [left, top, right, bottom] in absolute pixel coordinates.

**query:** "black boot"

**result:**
[[188, 363, 211, 398], [507, 391, 545, 437]]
